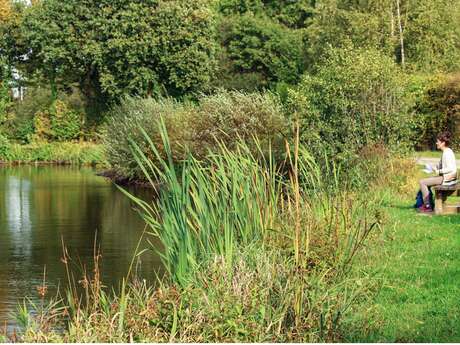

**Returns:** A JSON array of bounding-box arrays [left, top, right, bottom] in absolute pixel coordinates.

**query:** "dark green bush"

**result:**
[[410, 73, 460, 150], [104, 90, 287, 180], [216, 14, 304, 90], [13, 118, 34, 143]]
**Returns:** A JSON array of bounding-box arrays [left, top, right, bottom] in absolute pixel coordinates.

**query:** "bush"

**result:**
[[0, 133, 12, 160], [10, 87, 85, 143], [287, 47, 415, 176], [13, 118, 34, 143], [410, 73, 460, 150], [0, 64, 13, 125], [31, 100, 82, 142], [104, 90, 287, 180], [12, 87, 53, 122], [50, 100, 82, 141]]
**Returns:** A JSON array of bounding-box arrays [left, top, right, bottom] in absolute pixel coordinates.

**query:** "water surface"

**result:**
[[0, 165, 160, 328]]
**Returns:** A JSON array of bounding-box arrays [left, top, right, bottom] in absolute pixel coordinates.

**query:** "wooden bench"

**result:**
[[433, 183, 460, 215]]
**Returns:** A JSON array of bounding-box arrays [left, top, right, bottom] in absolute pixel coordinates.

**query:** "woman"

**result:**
[[419, 132, 457, 213]]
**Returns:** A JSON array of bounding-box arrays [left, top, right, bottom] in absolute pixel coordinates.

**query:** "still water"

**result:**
[[0, 165, 160, 328]]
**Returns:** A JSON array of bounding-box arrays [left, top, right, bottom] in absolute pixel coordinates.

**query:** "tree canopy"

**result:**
[[17, 0, 217, 103], [0, 0, 458, 121]]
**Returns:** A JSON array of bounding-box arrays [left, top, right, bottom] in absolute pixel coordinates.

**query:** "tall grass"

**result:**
[[121, 119, 287, 286], [0, 141, 106, 166], [117, 118, 383, 339], [123, 119, 379, 285]]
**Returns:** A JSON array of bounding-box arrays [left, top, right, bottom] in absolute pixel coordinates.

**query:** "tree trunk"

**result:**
[[396, 0, 405, 68]]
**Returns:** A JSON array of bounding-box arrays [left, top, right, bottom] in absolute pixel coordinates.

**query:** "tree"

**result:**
[[304, 0, 395, 67], [0, 58, 12, 125], [223, 15, 304, 84], [403, 0, 460, 72], [20, 0, 217, 108], [215, 0, 308, 91], [304, 0, 460, 73]]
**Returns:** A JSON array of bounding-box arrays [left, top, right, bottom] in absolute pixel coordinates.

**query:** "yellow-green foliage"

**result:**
[[104, 90, 288, 180], [32, 100, 82, 142], [0, 141, 106, 165], [288, 47, 414, 160]]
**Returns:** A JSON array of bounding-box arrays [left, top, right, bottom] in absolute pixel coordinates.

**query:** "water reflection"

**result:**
[[0, 166, 161, 329], [6, 176, 32, 256]]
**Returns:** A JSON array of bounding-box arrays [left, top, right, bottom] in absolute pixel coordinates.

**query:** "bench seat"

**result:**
[[433, 183, 460, 215]]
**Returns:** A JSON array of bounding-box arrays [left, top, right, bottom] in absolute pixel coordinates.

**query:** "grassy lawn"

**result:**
[[346, 195, 460, 342], [414, 150, 441, 159]]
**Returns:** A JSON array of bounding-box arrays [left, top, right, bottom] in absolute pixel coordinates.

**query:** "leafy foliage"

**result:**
[[215, 1, 308, 91], [0, 132, 11, 159], [404, 0, 460, 72], [287, 47, 414, 169], [410, 73, 460, 150], [104, 91, 287, 180], [0, 0, 12, 22], [20, 0, 217, 103], [32, 100, 82, 141], [218, 0, 314, 28], [0, 58, 12, 125], [221, 15, 304, 85]]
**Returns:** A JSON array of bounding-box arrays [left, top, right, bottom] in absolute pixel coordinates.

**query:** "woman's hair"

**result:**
[[437, 131, 451, 146]]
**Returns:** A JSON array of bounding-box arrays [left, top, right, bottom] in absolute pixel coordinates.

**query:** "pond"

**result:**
[[0, 165, 160, 329]]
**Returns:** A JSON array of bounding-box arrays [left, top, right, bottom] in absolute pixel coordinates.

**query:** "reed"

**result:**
[[120, 118, 324, 286]]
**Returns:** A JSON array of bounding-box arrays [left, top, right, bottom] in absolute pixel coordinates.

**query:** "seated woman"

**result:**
[[419, 132, 457, 213]]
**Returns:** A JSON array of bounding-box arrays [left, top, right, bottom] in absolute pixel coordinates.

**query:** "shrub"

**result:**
[[50, 100, 82, 141], [104, 90, 287, 180], [13, 118, 34, 144], [31, 100, 82, 142], [0, 132, 12, 160], [410, 73, 460, 150], [12, 87, 53, 122], [0, 65, 12, 125], [287, 47, 415, 178], [10, 87, 85, 143]]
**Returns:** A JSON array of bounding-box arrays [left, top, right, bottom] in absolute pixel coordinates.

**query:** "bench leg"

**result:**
[[434, 191, 444, 215]]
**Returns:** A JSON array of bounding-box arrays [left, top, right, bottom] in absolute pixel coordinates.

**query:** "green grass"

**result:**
[[414, 150, 441, 159], [0, 141, 107, 166], [345, 196, 460, 342]]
